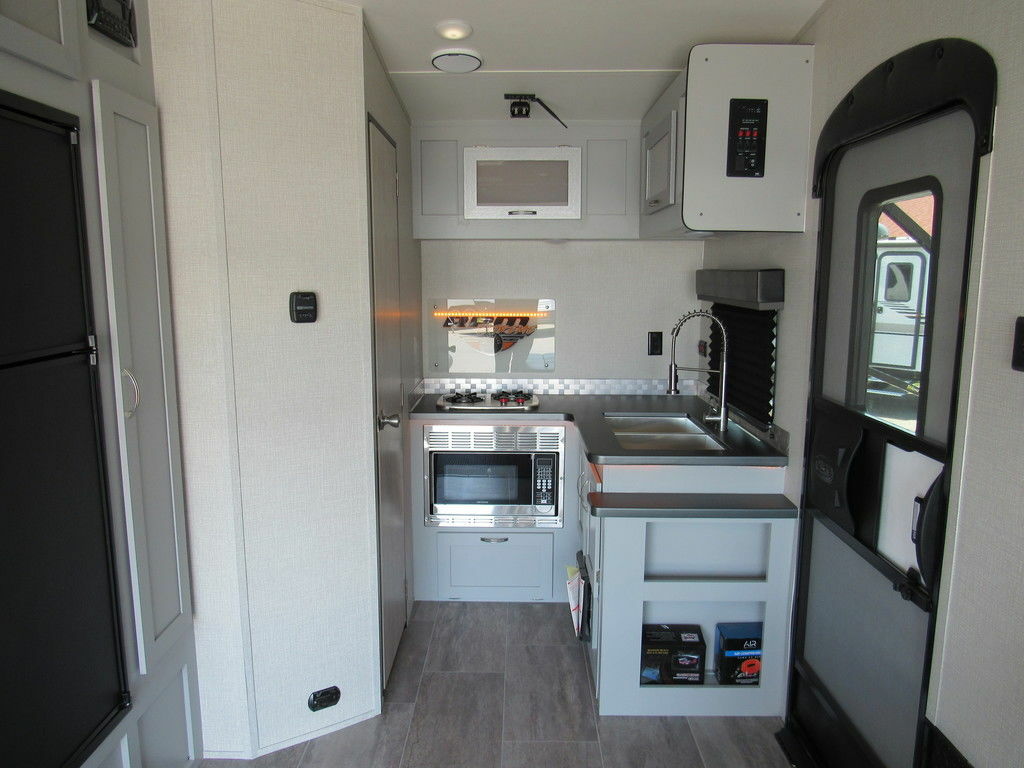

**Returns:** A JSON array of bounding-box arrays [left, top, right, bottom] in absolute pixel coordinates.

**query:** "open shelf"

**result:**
[[595, 515, 796, 717]]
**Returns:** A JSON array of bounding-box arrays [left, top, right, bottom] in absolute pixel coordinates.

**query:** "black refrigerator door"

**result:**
[[0, 100, 92, 365], [0, 354, 128, 767]]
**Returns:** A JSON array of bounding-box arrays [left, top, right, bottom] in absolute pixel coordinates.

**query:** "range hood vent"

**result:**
[[696, 269, 784, 310]]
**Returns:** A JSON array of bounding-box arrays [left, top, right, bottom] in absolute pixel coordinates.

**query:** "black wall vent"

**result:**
[[707, 303, 778, 430]]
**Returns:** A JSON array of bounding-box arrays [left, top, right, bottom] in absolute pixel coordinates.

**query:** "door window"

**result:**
[[849, 188, 937, 435]]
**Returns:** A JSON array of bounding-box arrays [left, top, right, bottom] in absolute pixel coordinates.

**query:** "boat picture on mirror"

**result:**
[[428, 298, 555, 373]]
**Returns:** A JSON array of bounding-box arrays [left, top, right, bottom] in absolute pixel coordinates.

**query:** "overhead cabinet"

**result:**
[[464, 145, 581, 219], [413, 122, 640, 239], [640, 44, 814, 238]]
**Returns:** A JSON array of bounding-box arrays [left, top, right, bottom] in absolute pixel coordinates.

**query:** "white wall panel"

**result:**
[[421, 239, 704, 380], [152, 0, 382, 756], [704, 0, 1024, 763], [149, 1, 253, 753], [212, 0, 378, 750]]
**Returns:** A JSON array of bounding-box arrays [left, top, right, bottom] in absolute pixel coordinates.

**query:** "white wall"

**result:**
[[152, 0, 383, 756], [704, 0, 1024, 763], [421, 240, 704, 380]]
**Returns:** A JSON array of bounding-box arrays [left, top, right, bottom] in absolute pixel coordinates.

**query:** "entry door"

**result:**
[[792, 108, 978, 768], [368, 118, 406, 686]]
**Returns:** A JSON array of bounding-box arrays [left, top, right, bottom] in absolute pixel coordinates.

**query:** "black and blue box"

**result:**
[[714, 622, 762, 685], [640, 624, 705, 685]]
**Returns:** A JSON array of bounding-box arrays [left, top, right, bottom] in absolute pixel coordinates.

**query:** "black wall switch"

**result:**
[[1013, 317, 1024, 371], [648, 331, 663, 356], [308, 685, 340, 711], [290, 291, 317, 323]]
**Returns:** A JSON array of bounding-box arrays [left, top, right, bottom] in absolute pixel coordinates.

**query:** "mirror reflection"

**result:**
[[428, 299, 555, 374]]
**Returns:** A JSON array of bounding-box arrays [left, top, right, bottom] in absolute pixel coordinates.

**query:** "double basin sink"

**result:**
[[604, 413, 726, 452]]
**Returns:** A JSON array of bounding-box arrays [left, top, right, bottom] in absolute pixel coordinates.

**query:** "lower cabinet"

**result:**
[[593, 514, 796, 717], [437, 532, 553, 601]]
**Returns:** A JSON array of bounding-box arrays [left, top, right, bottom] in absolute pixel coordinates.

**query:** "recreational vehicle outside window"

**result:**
[[849, 186, 938, 435]]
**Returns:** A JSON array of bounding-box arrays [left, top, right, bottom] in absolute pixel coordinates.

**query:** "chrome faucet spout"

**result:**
[[666, 309, 728, 436]]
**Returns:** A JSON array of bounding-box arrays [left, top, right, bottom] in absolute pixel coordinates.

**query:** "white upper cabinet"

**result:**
[[464, 145, 582, 220], [682, 44, 813, 232], [640, 44, 814, 238], [414, 121, 640, 239], [0, 0, 80, 78]]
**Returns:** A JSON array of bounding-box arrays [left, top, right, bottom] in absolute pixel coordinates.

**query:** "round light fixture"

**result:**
[[434, 19, 472, 40], [431, 48, 482, 74]]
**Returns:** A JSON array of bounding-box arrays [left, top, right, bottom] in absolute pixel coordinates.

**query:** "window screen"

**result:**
[[706, 303, 778, 430]]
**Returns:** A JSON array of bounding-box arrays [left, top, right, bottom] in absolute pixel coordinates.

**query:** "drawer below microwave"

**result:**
[[437, 532, 554, 600]]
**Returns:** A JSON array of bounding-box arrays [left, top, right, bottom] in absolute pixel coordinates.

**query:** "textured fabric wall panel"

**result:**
[[704, 0, 1024, 763], [421, 240, 704, 379], [150, 1, 252, 753], [213, 0, 378, 750]]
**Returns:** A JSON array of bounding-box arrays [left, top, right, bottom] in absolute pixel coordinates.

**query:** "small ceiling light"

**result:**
[[431, 48, 482, 74], [434, 19, 472, 40]]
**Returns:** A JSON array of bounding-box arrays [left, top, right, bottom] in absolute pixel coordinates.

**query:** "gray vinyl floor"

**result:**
[[202, 602, 792, 768]]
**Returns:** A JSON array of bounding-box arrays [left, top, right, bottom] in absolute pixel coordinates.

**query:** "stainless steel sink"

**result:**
[[603, 413, 726, 452], [603, 414, 707, 435]]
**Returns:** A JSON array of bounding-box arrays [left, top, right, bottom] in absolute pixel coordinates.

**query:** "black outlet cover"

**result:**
[[308, 685, 340, 711], [1013, 317, 1024, 371], [648, 331, 663, 356], [290, 291, 317, 323]]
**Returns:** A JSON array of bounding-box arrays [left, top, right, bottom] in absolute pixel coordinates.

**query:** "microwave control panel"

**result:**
[[534, 455, 557, 506]]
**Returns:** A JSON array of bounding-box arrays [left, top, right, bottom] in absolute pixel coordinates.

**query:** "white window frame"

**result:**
[[463, 145, 582, 220]]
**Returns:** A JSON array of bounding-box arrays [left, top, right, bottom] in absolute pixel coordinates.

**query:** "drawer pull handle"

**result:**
[[480, 536, 509, 543]]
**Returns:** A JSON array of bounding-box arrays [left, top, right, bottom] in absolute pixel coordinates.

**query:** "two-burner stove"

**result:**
[[436, 389, 540, 411]]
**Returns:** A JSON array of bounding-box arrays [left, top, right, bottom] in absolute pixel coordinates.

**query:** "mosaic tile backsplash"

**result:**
[[420, 378, 699, 396]]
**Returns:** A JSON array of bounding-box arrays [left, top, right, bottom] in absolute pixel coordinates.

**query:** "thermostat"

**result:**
[[289, 292, 317, 323]]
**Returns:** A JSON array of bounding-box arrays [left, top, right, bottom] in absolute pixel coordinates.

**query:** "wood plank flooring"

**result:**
[[201, 602, 792, 768]]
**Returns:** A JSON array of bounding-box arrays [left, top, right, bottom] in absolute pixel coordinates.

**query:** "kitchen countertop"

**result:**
[[587, 491, 796, 518], [410, 393, 787, 466]]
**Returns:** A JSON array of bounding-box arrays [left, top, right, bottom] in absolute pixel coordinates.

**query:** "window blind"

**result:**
[[706, 303, 778, 430]]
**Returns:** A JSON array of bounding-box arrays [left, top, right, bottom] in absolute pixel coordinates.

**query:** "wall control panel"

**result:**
[[289, 291, 317, 323], [534, 455, 556, 506], [726, 99, 768, 177]]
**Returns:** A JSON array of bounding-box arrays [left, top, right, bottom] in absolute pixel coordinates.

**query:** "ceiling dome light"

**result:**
[[435, 19, 472, 40], [431, 48, 482, 74]]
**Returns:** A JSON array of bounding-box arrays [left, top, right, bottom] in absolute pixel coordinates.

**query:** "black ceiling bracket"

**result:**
[[504, 93, 568, 129]]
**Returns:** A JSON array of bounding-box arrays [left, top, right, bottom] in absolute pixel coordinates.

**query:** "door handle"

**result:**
[[121, 367, 141, 419], [377, 411, 400, 430], [480, 537, 509, 543]]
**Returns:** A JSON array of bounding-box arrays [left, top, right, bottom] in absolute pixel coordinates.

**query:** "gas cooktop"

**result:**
[[436, 389, 540, 411]]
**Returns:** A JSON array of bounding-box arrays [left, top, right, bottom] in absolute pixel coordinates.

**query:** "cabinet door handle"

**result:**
[[480, 537, 509, 543], [507, 210, 538, 216], [121, 367, 141, 419]]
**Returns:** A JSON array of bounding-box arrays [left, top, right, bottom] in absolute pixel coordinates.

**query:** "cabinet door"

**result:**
[[92, 80, 191, 674], [437, 532, 553, 601], [0, 0, 80, 78], [642, 109, 676, 214]]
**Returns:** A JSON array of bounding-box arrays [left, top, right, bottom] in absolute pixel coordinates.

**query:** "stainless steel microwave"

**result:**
[[424, 424, 564, 528]]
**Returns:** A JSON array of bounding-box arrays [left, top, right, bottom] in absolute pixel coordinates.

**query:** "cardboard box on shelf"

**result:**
[[640, 624, 706, 685]]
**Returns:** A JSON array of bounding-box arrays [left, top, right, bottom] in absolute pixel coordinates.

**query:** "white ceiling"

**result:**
[[357, 0, 825, 122]]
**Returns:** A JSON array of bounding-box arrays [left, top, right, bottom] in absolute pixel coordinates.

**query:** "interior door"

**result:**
[[790, 109, 976, 768], [368, 117, 406, 687]]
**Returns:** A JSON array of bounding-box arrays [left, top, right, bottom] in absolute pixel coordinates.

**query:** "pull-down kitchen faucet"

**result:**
[[667, 310, 728, 436]]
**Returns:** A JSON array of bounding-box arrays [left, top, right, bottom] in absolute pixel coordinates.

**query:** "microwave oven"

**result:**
[[424, 424, 564, 527]]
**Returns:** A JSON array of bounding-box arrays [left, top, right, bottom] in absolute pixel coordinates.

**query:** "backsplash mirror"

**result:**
[[427, 298, 556, 374]]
